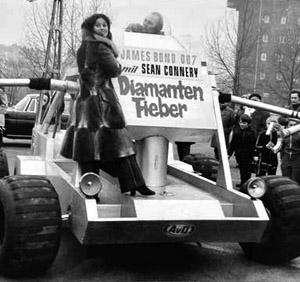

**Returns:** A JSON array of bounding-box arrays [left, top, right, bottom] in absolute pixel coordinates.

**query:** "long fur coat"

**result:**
[[60, 32, 135, 162]]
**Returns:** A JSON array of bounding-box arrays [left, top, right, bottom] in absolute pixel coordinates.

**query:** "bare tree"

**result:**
[[20, 0, 111, 78], [0, 45, 36, 104], [267, 26, 300, 106], [206, 0, 259, 96]]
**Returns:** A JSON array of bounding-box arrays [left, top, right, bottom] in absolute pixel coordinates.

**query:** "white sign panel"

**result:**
[[113, 41, 216, 130]]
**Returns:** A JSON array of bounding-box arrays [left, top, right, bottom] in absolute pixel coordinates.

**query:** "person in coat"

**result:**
[[228, 114, 256, 188], [210, 102, 235, 160], [278, 89, 300, 126], [280, 118, 300, 185], [243, 93, 270, 137], [60, 13, 155, 196], [253, 116, 279, 176]]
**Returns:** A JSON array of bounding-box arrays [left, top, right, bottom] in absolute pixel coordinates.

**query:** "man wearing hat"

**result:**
[[243, 93, 270, 137]]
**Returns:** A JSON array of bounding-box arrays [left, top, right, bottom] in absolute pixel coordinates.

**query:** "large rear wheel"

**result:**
[[0, 175, 62, 277], [240, 175, 300, 264], [182, 153, 219, 181]]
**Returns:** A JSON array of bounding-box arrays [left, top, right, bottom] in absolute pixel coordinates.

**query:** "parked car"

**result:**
[[5, 93, 70, 139]]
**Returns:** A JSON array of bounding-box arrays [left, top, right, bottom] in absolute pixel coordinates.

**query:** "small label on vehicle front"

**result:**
[[163, 224, 195, 237]]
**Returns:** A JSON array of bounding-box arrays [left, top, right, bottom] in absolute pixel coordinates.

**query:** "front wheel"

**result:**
[[240, 175, 300, 264], [0, 175, 62, 277]]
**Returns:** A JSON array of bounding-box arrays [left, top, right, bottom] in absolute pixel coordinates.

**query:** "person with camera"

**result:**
[[252, 116, 279, 176]]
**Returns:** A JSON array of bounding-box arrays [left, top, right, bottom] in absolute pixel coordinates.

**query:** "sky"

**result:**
[[0, 0, 229, 46], [0, 0, 28, 45]]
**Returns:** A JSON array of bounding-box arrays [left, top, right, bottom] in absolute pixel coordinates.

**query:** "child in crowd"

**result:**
[[228, 114, 256, 188]]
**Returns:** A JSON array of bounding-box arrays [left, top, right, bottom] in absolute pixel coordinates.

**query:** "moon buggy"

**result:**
[[1, 0, 300, 277]]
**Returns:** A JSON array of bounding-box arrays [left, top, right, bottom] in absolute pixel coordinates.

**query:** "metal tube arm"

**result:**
[[217, 90, 300, 120], [0, 78, 79, 94]]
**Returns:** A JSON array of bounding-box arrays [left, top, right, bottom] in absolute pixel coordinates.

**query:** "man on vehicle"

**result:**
[[126, 12, 164, 35]]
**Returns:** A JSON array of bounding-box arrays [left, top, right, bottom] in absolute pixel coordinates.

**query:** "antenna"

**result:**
[[27, 0, 64, 153]]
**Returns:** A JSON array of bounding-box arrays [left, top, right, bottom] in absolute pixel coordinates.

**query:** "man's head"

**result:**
[[143, 12, 163, 34], [249, 93, 262, 102], [290, 89, 300, 105]]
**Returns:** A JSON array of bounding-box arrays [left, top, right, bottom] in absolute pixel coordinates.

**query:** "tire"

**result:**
[[182, 154, 219, 181], [0, 175, 62, 277], [240, 175, 300, 264], [0, 149, 9, 178]]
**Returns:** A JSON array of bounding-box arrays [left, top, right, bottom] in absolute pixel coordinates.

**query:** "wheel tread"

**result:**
[[240, 176, 300, 264], [0, 175, 62, 277]]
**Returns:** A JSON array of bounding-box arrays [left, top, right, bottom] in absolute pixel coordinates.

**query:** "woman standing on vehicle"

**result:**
[[60, 13, 155, 196]]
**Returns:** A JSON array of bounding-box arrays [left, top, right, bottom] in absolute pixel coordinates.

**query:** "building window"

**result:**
[[276, 73, 282, 81], [261, 53, 267, 61], [277, 54, 284, 62], [260, 71, 265, 80], [279, 36, 285, 43], [262, 34, 268, 42], [281, 16, 287, 24], [263, 15, 270, 23]]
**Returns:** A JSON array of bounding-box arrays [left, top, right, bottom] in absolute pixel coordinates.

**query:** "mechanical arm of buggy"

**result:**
[[264, 122, 300, 154], [3, 79, 300, 143], [0, 77, 79, 135]]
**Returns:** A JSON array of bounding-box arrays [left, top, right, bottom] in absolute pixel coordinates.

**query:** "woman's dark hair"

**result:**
[[81, 13, 112, 40]]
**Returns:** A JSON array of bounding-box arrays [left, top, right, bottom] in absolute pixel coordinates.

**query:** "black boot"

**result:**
[[131, 185, 155, 196]]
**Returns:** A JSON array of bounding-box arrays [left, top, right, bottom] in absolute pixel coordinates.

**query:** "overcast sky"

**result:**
[[0, 0, 229, 46]]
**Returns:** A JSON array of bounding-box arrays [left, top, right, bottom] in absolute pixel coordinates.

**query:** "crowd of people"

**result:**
[[225, 90, 300, 188]]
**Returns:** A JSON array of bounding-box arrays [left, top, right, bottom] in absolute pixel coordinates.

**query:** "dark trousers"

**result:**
[[175, 142, 194, 161], [79, 155, 145, 193], [236, 154, 252, 185], [281, 155, 300, 185]]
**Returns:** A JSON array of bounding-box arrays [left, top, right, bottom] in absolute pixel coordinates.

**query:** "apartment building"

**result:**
[[228, 0, 300, 106]]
